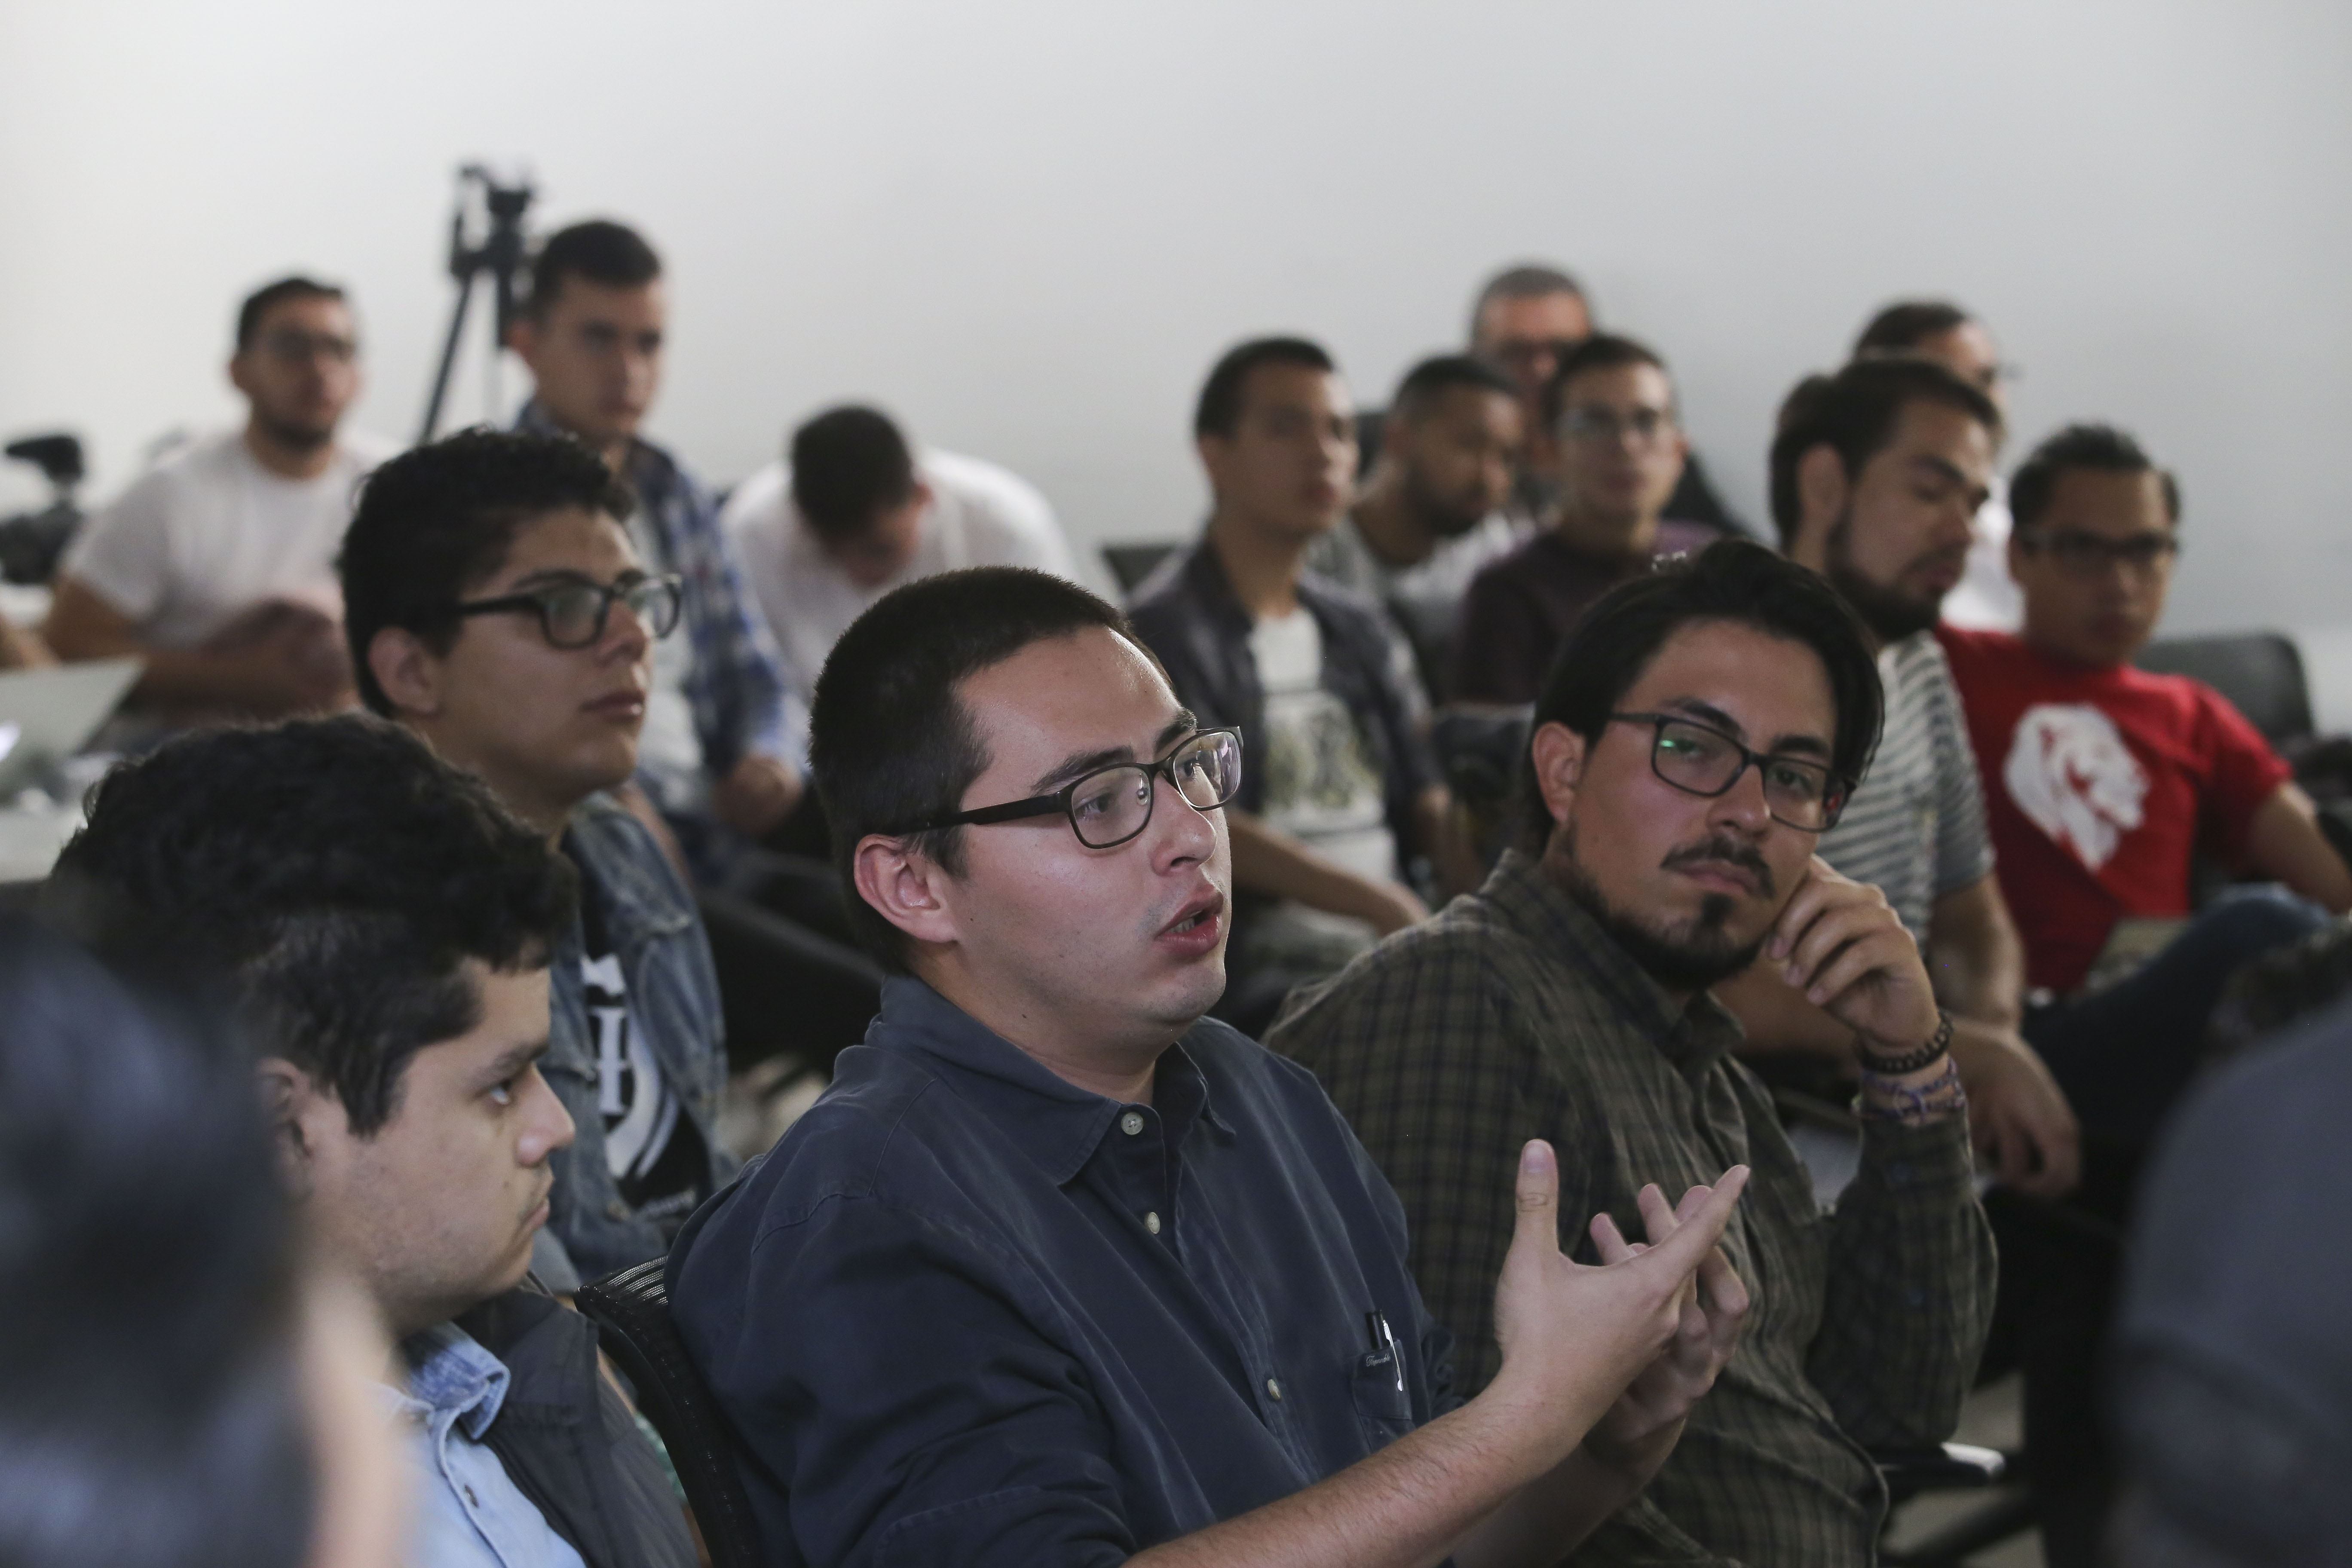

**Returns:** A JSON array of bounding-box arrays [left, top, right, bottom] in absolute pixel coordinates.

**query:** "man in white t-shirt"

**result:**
[[1128, 338, 1460, 1029], [49, 276, 397, 720], [722, 405, 1076, 726], [1305, 354, 1528, 695]]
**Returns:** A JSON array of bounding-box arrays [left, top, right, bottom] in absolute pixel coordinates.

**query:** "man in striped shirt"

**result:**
[[1722, 358, 2082, 1199]]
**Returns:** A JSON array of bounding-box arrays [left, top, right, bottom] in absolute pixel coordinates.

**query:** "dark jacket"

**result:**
[[1126, 540, 1439, 875], [456, 1283, 700, 1568]]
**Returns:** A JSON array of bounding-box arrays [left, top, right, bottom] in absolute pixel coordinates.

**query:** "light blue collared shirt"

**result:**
[[381, 1323, 589, 1568]]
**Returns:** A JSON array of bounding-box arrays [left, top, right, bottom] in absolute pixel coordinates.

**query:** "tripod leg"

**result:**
[[417, 274, 476, 444]]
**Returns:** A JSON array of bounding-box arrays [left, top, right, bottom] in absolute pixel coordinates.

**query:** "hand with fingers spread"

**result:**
[[1487, 1140, 1750, 1454], [1583, 1182, 1753, 1470], [1766, 856, 1942, 1063]]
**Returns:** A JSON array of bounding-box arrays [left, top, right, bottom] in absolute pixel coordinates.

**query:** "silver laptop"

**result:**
[[0, 658, 141, 794]]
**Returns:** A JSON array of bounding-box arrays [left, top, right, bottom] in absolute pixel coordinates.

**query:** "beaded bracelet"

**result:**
[[1856, 1055, 1967, 1127], [1854, 1007, 1954, 1077]]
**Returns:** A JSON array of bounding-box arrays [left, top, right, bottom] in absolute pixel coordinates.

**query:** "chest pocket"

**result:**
[[1351, 1341, 1415, 1450]]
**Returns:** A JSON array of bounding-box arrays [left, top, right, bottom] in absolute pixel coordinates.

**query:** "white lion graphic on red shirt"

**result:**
[[2003, 702, 2149, 870]]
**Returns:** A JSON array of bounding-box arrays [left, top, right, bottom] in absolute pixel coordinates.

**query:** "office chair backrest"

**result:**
[[2137, 633, 2313, 745], [575, 1260, 767, 1568]]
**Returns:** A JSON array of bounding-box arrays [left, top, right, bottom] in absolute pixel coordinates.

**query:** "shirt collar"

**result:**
[[870, 976, 1232, 1185], [393, 1322, 511, 1441], [1481, 849, 1746, 1081], [514, 398, 677, 503]]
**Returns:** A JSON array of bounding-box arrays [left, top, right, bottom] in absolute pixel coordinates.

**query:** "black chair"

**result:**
[[576, 1260, 766, 1568], [2136, 632, 2312, 745], [1431, 706, 1532, 872], [1101, 541, 1181, 597]]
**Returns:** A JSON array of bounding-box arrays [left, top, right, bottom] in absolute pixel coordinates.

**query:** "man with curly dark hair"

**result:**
[[48, 714, 698, 1568]]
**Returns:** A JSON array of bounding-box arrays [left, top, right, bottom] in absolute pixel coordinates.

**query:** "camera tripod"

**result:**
[[416, 165, 536, 444]]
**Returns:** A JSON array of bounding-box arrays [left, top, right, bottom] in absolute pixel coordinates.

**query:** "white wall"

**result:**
[[4, 0, 2349, 628]]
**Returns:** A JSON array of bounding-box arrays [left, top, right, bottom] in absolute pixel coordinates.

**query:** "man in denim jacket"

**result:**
[[342, 427, 737, 1283]]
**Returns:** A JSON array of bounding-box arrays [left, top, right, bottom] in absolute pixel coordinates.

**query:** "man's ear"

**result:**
[[368, 626, 445, 720], [851, 833, 961, 952], [1528, 721, 1588, 835], [1790, 444, 1850, 570], [227, 351, 256, 401], [257, 1057, 329, 1203], [503, 314, 539, 366]]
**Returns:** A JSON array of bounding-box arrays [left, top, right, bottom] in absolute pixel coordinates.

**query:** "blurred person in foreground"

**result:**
[[0, 916, 404, 1568], [1129, 338, 1464, 1031], [1850, 298, 2021, 631], [669, 564, 1753, 1567], [1276, 542, 1995, 1565], [1305, 354, 1530, 694], [48, 714, 698, 1568], [2113, 983, 2352, 1566], [48, 275, 396, 722], [1453, 334, 1722, 705]]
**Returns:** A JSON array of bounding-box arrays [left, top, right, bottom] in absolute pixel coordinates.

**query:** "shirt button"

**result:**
[[462, 1483, 480, 1509], [606, 1198, 631, 1221], [1266, 1378, 1283, 1402], [1144, 1211, 1161, 1234], [1121, 1111, 1145, 1136]]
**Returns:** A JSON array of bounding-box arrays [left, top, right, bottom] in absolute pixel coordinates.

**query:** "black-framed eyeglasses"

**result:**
[[1556, 406, 1677, 446], [1610, 711, 1854, 833], [449, 572, 683, 649], [2015, 529, 2179, 579], [901, 728, 1244, 850]]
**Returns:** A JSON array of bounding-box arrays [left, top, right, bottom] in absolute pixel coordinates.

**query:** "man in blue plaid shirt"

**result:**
[[510, 219, 805, 878]]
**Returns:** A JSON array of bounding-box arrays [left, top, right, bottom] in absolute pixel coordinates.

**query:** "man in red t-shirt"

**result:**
[[1942, 423, 2351, 1141]]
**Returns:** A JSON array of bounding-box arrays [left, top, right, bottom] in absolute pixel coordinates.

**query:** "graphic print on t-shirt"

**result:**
[[2003, 702, 2149, 871], [1250, 609, 1395, 886], [577, 923, 707, 1233]]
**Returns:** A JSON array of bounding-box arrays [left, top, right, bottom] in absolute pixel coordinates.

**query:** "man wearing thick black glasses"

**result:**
[[340, 427, 737, 1283], [1274, 540, 1996, 1566], [668, 564, 1764, 1568]]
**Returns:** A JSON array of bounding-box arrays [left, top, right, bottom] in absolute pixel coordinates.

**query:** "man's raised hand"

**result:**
[[1583, 1182, 1752, 1468], [1488, 1140, 1748, 1464]]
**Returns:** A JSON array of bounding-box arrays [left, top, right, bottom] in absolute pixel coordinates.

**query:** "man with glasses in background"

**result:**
[[49, 276, 397, 721], [1452, 335, 1721, 704], [670, 563, 1762, 1568], [1941, 423, 2347, 1137], [1274, 541, 1995, 1565], [341, 427, 736, 1287], [1464, 264, 1740, 532]]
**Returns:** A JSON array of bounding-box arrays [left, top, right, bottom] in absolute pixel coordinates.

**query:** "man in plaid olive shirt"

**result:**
[[1274, 540, 1995, 1565]]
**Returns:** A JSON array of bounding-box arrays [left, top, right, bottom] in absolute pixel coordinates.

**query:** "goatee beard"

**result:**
[[1556, 827, 1766, 993], [1826, 516, 1939, 643], [253, 414, 336, 456]]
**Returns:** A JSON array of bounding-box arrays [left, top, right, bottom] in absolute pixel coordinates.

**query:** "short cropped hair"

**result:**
[[0, 922, 310, 1568], [235, 275, 346, 352], [2009, 422, 2181, 534], [1469, 263, 1589, 338], [811, 567, 1147, 971], [1539, 332, 1670, 432], [527, 219, 662, 320], [49, 716, 577, 1136], [1193, 337, 1337, 439], [790, 406, 919, 541], [1853, 299, 1974, 357], [1517, 539, 1883, 850], [340, 427, 633, 715], [1767, 358, 2004, 547], [1389, 354, 1520, 421]]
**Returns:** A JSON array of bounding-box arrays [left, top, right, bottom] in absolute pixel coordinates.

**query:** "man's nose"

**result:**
[[524, 1069, 576, 1160], [1709, 763, 1774, 831], [1149, 773, 1220, 867]]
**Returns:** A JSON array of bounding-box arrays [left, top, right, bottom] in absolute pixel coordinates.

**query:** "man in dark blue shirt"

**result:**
[[668, 565, 1752, 1567]]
